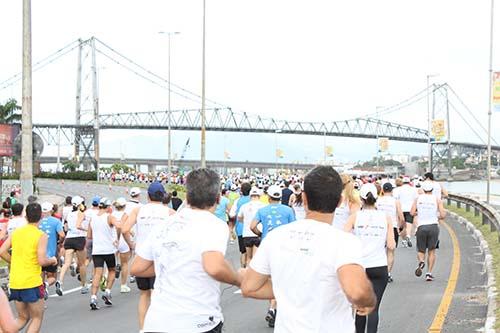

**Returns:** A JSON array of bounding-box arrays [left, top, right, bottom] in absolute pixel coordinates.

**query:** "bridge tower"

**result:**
[[429, 84, 453, 177], [74, 37, 100, 172]]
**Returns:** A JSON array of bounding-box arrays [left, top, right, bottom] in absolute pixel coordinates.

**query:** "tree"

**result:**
[[62, 159, 79, 172], [0, 99, 21, 124], [110, 163, 131, 173]]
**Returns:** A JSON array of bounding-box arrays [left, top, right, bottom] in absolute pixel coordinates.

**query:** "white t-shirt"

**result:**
[[135, 203, 172, 246], [395, 184, 418, 212], [91, 212, 117, 255], [416, 194, 439, 227], [376, 196, 398, 228], [292, 204, 306, 221], [353, 210, 388, 268], [432, 182, 443, 200], [137, 208, 229, 333], [238, 200, 266, 237], [62, 206, 72, 222], [7, 216, 27, 236], [332, 199, 350, 230], [250, 219, 363, 333]]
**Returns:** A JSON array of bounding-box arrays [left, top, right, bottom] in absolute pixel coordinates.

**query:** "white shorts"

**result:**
[[117, 238, 130, 254]]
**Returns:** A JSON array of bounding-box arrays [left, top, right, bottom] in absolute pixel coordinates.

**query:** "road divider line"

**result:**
[[428, 222, 461, 333], [49, 286, 82, 298]]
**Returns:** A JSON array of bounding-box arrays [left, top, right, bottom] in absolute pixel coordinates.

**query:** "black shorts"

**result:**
[[42, 264, 58, 273], [243, 237, 261, 248], [403, 212, 414, 224], [136, 276, 155, 291], [416, 224, 440, 252], [393, 227, 399, 247], [92, 254, 116, 269], [64, 237, 86, 251], [237, 236, 246, 254]]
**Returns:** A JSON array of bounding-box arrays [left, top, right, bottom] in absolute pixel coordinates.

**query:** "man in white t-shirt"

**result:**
[[131, 169, 242, 333], [238, 187, 266, 267], [395, 176, 418, 247], [241, 166, 376, 333]]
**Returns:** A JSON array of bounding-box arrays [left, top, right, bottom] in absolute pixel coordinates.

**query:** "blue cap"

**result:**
[[148, 182, 165, 196], [92, 196, 101, 206]]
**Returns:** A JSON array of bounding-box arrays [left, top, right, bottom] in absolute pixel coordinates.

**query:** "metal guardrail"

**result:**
[[447, 193, 500, 242]]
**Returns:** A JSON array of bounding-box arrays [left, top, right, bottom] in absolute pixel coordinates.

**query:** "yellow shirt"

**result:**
[[260, 194, 270, 204], [10, 224, 44, 289]]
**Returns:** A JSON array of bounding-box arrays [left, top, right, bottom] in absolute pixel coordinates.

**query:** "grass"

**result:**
[[446, 203, 500, 327]]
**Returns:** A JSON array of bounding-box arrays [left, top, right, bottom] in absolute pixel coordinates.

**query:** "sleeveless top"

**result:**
[[66, 210, 88, 238], [353, 210, 388, 268], [416, 194, 438, 226], [376, 196, 398, 228], [91, 213, 117, 255], [10, 224, 44, 289]]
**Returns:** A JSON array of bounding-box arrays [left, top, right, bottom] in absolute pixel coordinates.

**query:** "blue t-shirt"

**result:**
[[235, 196, 251, 236], [214, 196, 230, 222], [255, 203, 295, 239], [39, 216, 63, 258]]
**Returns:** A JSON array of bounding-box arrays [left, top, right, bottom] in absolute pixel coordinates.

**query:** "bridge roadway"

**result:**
[[29, 179, 488, 333]]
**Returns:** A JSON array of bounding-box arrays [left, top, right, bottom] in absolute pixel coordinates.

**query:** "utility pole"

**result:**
[[74, 39, 83, 161], [446, 87, 452, 178], [56, 125, 61, 172], [427, 74, 439, 172], [90, 38, 100, 181], [487, 0, 495, 204], [20, 0, 33, 203], [200, 0, 207, 168]]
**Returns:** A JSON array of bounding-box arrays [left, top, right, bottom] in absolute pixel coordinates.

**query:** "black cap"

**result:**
[[383, 182, 393, 192]]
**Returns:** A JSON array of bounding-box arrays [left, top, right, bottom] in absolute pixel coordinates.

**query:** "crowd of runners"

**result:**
[[0, 167, 448, 333]]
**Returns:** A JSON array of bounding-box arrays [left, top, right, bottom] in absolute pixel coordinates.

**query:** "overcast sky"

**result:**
[[0, 0, 499, 164]]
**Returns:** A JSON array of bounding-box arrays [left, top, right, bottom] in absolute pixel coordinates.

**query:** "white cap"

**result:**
[[250, 187, 261, 196], [403, 176, 411, 183], [41, 202, 53, 213], [114, 197, 127, 207], [359, 183, 378, 200], [422, 181, 434, 192], [267, 185, 282, 199], [99, 197, 112, 207], [230, 184, 238, 191], [71, 196, 84, 206], [130, 187, 141, 196]]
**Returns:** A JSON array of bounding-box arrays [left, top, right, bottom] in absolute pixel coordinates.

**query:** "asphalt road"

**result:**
[[20, 179, 488, 332]]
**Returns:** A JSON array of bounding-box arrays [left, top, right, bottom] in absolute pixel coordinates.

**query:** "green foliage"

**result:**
[[167, 183, 185, 194], [451, 158, 466, 170], [62, 159, 79, 172], [110, 163, 132, 173], [0, 98, 21, 124], [37, 171, 97, 181]]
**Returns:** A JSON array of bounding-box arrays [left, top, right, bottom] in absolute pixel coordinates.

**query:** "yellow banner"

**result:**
[[324, 145, 333, 157], [493, 72, 500, 112], [378, 138, 389, 152], [276, 149, 284, 158], [431, 119, 446, 142]]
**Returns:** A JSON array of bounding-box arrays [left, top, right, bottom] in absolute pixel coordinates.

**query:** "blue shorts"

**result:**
[[9, 285, 44, 303]]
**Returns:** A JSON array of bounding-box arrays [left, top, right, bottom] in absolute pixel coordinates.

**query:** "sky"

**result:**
[[0, 0, 499, 165]]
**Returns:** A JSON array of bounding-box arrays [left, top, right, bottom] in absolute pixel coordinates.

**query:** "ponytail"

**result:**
[[363, 192, 377, 206]]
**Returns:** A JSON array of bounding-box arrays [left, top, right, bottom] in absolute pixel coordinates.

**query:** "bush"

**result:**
[[167, 183, 186, 194], [37, 171, 97, 181]]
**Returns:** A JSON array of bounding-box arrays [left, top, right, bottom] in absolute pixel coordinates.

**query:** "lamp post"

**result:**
[[159, 31, 180, 178], [200, 0, 207, 168], [487, 0, 495, 204], [427, 74, 439, 172]]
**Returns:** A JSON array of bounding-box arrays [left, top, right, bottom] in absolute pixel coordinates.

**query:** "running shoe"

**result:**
[[115, 264, 121, 279], [99, 277, 107, 292], [81, 286, 90, 294], [267, 309, 276, 328], [415, 262, 425, 277], [102, 291, 113, 306], [90, 297, 99, 310], [120, 285, 131, 293], [426, 273, 434, 282], [406, 237, 413, 248], [55, 281, 63, 296], [70, 263, 77, 277], [129, 276, 136, 284], [388, 274, 393, 283]]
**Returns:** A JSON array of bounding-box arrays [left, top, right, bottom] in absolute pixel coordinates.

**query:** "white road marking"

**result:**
[[49, 286, 82, 298], [234, 289, 242, 294]]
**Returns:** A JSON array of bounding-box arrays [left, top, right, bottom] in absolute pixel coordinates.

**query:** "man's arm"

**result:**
[[37, 234, 57, 267], [338, 264, 376, 316], [437, 199, 446, 220], [0, 237, 12, 263], [343, 214, 356, 233], [122, 207, 139, 234], [410, 199, 417, 216], [386, 217, 396, 250], [396, 201, 405, 228], [202, 251, 241, 286], [241, 268, 274, 300], [250, 219, 262, 237], [130, 255, 155, 278]]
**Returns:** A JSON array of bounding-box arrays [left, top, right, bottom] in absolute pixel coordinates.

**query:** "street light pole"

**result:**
[[426, 74, 439, 172], [200, 0, 207, 168], [159, 31, 180, 178], [487, 0, 495, 204], [20, 0, 33, 203]]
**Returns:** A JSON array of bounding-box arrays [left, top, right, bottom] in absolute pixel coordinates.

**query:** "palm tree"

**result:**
[[0, 98, 21, 124]]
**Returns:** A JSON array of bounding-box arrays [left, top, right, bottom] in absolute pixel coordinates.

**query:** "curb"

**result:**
[[447, 211, 497, 333]]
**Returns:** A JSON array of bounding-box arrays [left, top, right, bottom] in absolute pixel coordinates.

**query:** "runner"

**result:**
[[395, 176, 418, 247], [56, 196, 89, 296], [241, 166, 376, 333], [238, 187, 265, 267], [0, 203, 57, 333], [6, 203, 26, 236], [288, 183, 306, 220], [250, 184, 296, 327], [124, 187, 143, 285], [229, 182, 251, 268], [344, 183, 395, 333], [411, 181, 446, 282], [214, 188, 231, 225], [123, 182, 172, 331], [111, 198, 132, 293], [170, 190, 183, 211], [38, 202, 65, 299], [131, 168, 242, 333], [281, 180, 293, 206], [332, 174, 361, 230], [0, 287, 16, 333], [376, 183, 404, 283], [84, 196, 101, 268], [88, 198, 120, 310]]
